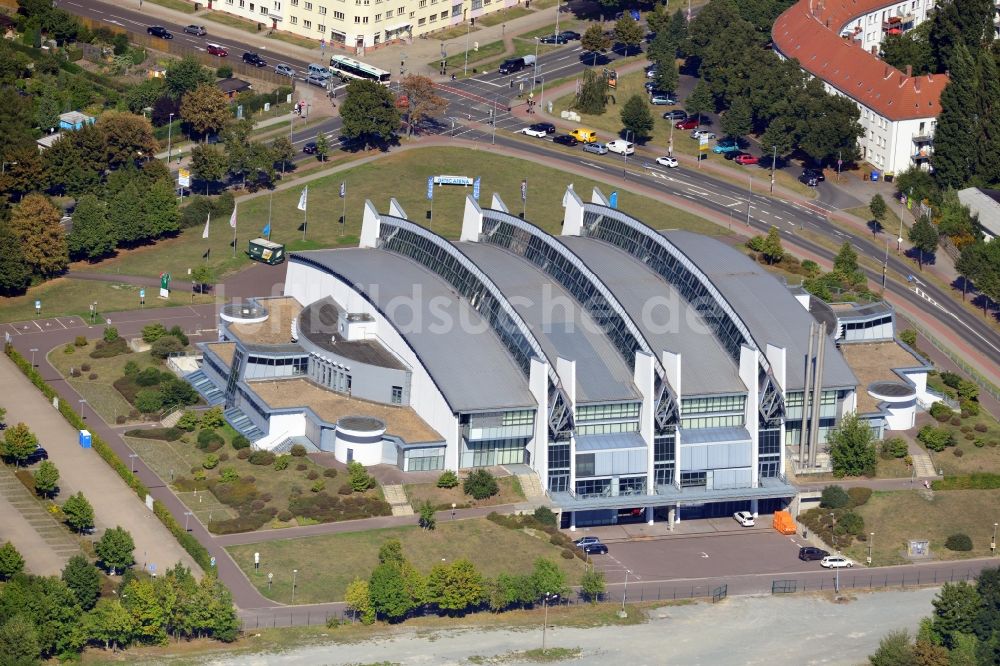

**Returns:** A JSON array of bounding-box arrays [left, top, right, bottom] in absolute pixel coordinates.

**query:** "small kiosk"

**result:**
[[248, 238, 285, 265]]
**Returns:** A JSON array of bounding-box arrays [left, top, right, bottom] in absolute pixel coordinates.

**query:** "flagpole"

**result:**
[[340, 188, 347, 237], [267, 193, 273, 241]]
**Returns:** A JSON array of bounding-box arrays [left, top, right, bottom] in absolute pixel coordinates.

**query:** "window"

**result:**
[[576, 403, 640, 421], [429, 13, 436, 20], [319, 4, 326, 11], [290, 14, 297, 21], [451, 2, 461, 15], [273, 0, 281, 8], [260, 6, 269, 14], [363, 15, 368, 21], [418, 16, 425, 24], [334, 10, 344, 18], [419, 0, 425, 7], [304, 18, 312, 27], [375, 12, 381, 19], [391, 386, 403, 404], [680, 471, 707, 487], [471, 0, 481, 8], [397, 7, 403, 13], [575, 453, 595, 477], [441, 10, 448, 18], [619, 476, 646, 496], [239, 0, 245, 8], [304, 1, 312, 7], [249, 2, 254, 9], [318, 23, 325, 30], [575, 478, 611, 498], [291, 0, 298, 4]]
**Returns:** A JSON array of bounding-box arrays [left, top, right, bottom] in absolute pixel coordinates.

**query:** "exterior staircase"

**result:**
[[185, 370, 225, 406], [223, 406, 266, 443], [382, 484, 414, 517], [912, 450, 937, 478], [514, 470, 545, 500], [160, 408, 184, 428], [0, 468, 81, 568]]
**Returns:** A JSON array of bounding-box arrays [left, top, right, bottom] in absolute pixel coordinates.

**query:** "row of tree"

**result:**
[[343, 539, 605, 624]]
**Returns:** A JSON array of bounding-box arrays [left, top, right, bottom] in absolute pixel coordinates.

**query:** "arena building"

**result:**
[[191, 186, 921, 528]]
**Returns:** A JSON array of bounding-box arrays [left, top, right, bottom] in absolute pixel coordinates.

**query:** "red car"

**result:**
[[675, 118, 699, 130], [206, 43, 229, 57], [735, 153, 759, 165]]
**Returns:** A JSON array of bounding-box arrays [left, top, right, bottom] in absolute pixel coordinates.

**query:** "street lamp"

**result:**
[[868, 532, 874, 566], [30, 348, 38, 368], [166, 112, 174, 163], [623, 129, 633, 179], [463, 19, 472, 76], [184, 511, 193, 531], [451, 502, 457, 520], [532, 38, 540, 91], [541, 592, 558, 651], [129, 453, 138, 473], [992, 522, 998, 556], [619, 569, 631, 617], [292, 569, 299, 603], [745, 174, 753, 226], [79, 399, 87, 420]]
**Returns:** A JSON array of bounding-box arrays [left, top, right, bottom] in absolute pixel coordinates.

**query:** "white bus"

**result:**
[[329, 55, 391, 85]]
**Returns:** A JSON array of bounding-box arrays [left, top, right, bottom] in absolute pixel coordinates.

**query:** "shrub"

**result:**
[[249, 450, 276, 466], [945, 533, 973, 551], [115, 415, 126, 425], [930, 403, 954, 422], [953, 448, 965, 457], [274, 457, 289, 471], [961, 400, 980, 417], [231, 434, 250, 450], [219, 467, 239, 483], [123, 427, 182, 441], [338, 483, 353, 495], [964, 433, 975, 441], [237, 449, 251, 460], [217, 64, 233, 79], [975, 438, 986, 448], [122, 360, 140, 377], [436, 470, 460, 488], [197, 429, 223, 448], [74, 336, 87, 347], [464, 468, 499, 500], [323, 468, 338, 478], [311, 480, 325, 493], [80, 363, 91, 372], [951, 416, 963, 427], [218, 452, 229, 461], [940, 372, 962, 389], [277, 510, 292, 522], [90, 338, 128, 358], [88, 373, 98, 380], [102, 326, 119, 343], [203, 454, 219, 469], [141, 323, 168, 343], [347, 461, 375, 492], [168, 325, 189, 347], [176, 411, 201, 431], [70, 368, 81, 378], [296, 463, 307, 471], [260, 492, 272, 502], [560, 550, 575, 560], [201, 406, 225, 429], [150, 336, 184, 359], [290, 444, 307, 457], [63, 343, 74, 354], [820, 485, 850, 509], [307, 470, 319, 480], [534, 506, 558, 527], [974, 423, 988, 433], [135, 367, 162, 387], [134, 388, 164, 413], [880, 438, 908, 459], [918, 425, 955, 452], [847, 486, 872, 507]]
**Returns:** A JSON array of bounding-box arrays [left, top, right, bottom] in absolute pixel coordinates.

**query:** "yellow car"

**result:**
[[570, 128, 598, 143]]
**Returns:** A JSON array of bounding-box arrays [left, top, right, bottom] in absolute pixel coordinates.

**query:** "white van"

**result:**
[[307, 63, 331, 79]]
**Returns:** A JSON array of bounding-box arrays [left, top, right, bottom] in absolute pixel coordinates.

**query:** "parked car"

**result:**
[[539, 33, 569, 44], [522, 122, 555, 137], [712, 141, 740, 154], [570, 128, 597, 143], [583, 142, 609, 155], [559, 30, 581, 40], [725, 150, 742, 161], [22, 447, 48, 466], [553, 134, 579, 146], [662, 109, 687, 121], [820, 555, 855, 568], [800, 173, 819, 186], [275, 64, 296, 77], [606, 139, 635, 155], [645, 65, 658, 78], [583, 542, 609, 555], [242, 52, 267, 67], [650, 94, 677, 106], [733, 511, 755, 527], [802, 167, 825, 182], [184, 24, 207, 36], [655, 156, 679, 168], [676, 118, 700, 130], [734, 153, 759, 165], [798, 546, 830, 561], [305, 74, 328, 87], [574, 536, 602, 547], [303, 142, 317, 154], [147, 26, 173, 39], [206, 43, 228, 57], [644, 80, 657, 92], [690, 129, 716, 140]]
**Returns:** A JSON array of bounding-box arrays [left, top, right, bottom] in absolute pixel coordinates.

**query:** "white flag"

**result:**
[[229, 204, 237, 229], [297, 186, 308, 211], [202, 213, 211, 239]]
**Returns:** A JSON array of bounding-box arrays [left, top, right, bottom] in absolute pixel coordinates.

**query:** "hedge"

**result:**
[[932, 473, 1000, 490], [5, 344, 212, 571]]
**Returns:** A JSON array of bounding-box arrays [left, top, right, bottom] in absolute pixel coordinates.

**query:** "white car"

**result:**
[[820, 555, 855, 569], [522, 126, 549, 138], [606, 139, 635, 156], [656, 156, 678, 168], [691, 129, 716, 140], [733, 511, 755, 527]]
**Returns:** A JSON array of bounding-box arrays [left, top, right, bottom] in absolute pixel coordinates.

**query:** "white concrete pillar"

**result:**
[[569, 511, 577, 531], [751, 499, 759, 517], [646, 506, 654, 525], [668, 506, 676, 530]]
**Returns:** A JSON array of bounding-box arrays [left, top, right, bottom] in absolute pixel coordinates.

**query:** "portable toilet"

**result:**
[[248, 238, 286, 265], [78, 429, 92, 449]]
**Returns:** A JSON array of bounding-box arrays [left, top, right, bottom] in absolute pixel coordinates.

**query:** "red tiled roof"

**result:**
[[772, 0, 947, 121]]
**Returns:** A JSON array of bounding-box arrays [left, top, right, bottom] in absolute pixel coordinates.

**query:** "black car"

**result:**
[[303, 142, 317, 154], [530, 122, 556, 134], [799, 546, 830, 561], [22, 447, 48, 466], [147, 26, 173, 39], [726, 150, 747, 161], [539, 34, 568, 44], [802, 167, 825, 182], [553, 134, 579, 146], [559, 30, 581, 40], [582, 543, 609, 555], [662, 109, 687, 121], [243, 52, 267, 67]]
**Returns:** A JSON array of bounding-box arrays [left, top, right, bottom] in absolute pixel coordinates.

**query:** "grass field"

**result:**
[[227, 518, 586, 603], [150, 0, 196, 13], [0, 278, 214, 324], [404, 476, 524, 511], [477, 6, 532, 27], [200, 11, 261, 33], [74, 147, 725, 283], [439, 40, 506, 69], [845, 489, 1000, 566], [922, 412, 1000, 476]]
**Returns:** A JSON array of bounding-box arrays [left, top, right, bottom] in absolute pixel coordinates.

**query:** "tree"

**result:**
[[828, 412, 878, 477], [33, 460, 59, 498], [345, 578, 374, 624], [957, 240, 1000, 312], [685, 80, 715, 125], [2, 143, 46, 201], [870, 629, 916, 666], [908, 215, 939, 269], [646, 27, 677, 65], [399, 74, 448, 137], [62, 492, 95, 534], [124, 77, 167, 116], [530, 558, 567, 599], [426, 559, 484, 614], [880, 23, 935, 75], [721, 97, 752, 139], [315, 133, 329, 162], [369, 562, 415, 621], [653, 57, 679, 95], [613, 16, 644, 55], [97, 111, 158, 167], [165, 56, 213, 99], [463, 468, 499, 499], [931, 43, 976, 188], [620, 94, 655, 142], [84, 598, 134, 651], [139, 179, 180, 242], [68, 194, 116, 261], [180, 84, 231, 140], [580, 567, 606, 602], [912, 640, 950, 666], [418, 499, 436, 530], [61, 555, 101, 610], [869, 194, 887, 230], [270, 136, 295, 172], [819, 484, 850, 509], [190, 144, 229, 194], [930, 581, 980, 648], [122, 577, 165, 644], [973, 566, 1000, 641], [347, 460, 375, 492], [96, 526, 135, 574], [576, 68, 607, 115], [580, 25, 611, 65], [9, 193, 68, 277], [0, 541, 25, 580], [1, 422, 38, 466], [0, 221, 31, 295], [340, 79, 401, 150], [42, 134, 102, 198], [761, 226, 784, 264], [191, 265, 216, 294]]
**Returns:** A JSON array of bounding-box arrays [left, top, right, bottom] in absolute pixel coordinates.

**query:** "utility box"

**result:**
[[248, 238, 285, 265], [78, 430, 92, 449]]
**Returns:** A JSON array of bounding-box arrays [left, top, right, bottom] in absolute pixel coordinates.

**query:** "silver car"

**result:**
[[305, 74, 328, 87], [582, 142, 608, 155], [275, 64, 296, 77], [183, 24, 207, 36]]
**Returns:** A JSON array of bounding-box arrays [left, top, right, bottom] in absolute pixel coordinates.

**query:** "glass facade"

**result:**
[[654, 432, 675, 486], [244, 355, 308, 380], [681, 394, 745, 430], [405, 447, 444, 471], [575, 402, 640, 436], [548, 443, 570, 492], [681, 414, 744, 429], [619, 475, 646, 495], [576, 478, 612, 498], [461, 438, 527, 468], [308, 354, 353, 394], [680, 471, 707, 487], [224, 349, 245, 407], [758, 427, 781, 478]]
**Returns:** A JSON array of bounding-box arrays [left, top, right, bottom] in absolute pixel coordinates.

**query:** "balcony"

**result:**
[[912, 130, 933, 143], [912, 145, 933, 161]]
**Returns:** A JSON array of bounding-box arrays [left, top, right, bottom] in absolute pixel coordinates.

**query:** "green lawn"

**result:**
[[922, 413, 1000, 476], [438, 40, 506, 69], [200, 11, 260, 33], [75, 147, 725, 283], [150, 0, 196, 13], [845, 489, 1000, 566], [0, 278, 213, 324], [476, 6, 532, 27], [428, 24, 482, 41], [226, 518, 586, 603], [267, 31, 318, 49], [404, 475, 524, 511]]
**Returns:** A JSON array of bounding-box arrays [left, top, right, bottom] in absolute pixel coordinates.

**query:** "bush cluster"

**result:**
[[487, 510, 585, 562], [918, 425, 956, 452], [123, 427, 182, 441], [248, 450, 276, 466], [205, 477, 277, 534], [930, 402, 955, 423], [464, 469, 499, 500], [290, 444, 307, 457], [89, 337, 128, 359], [197, 429, 224, 450], [945, 533, 973, 551], [231, 434, 250, 450], [436, 470, 459, 488], [288, 491, 391, 522], [879, 437, 908, 459], [798, 507, 866, 550]]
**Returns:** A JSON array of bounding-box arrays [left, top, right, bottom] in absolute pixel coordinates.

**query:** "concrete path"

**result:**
[[0, 468, 80, 576], [0, 354, 199, 575]]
